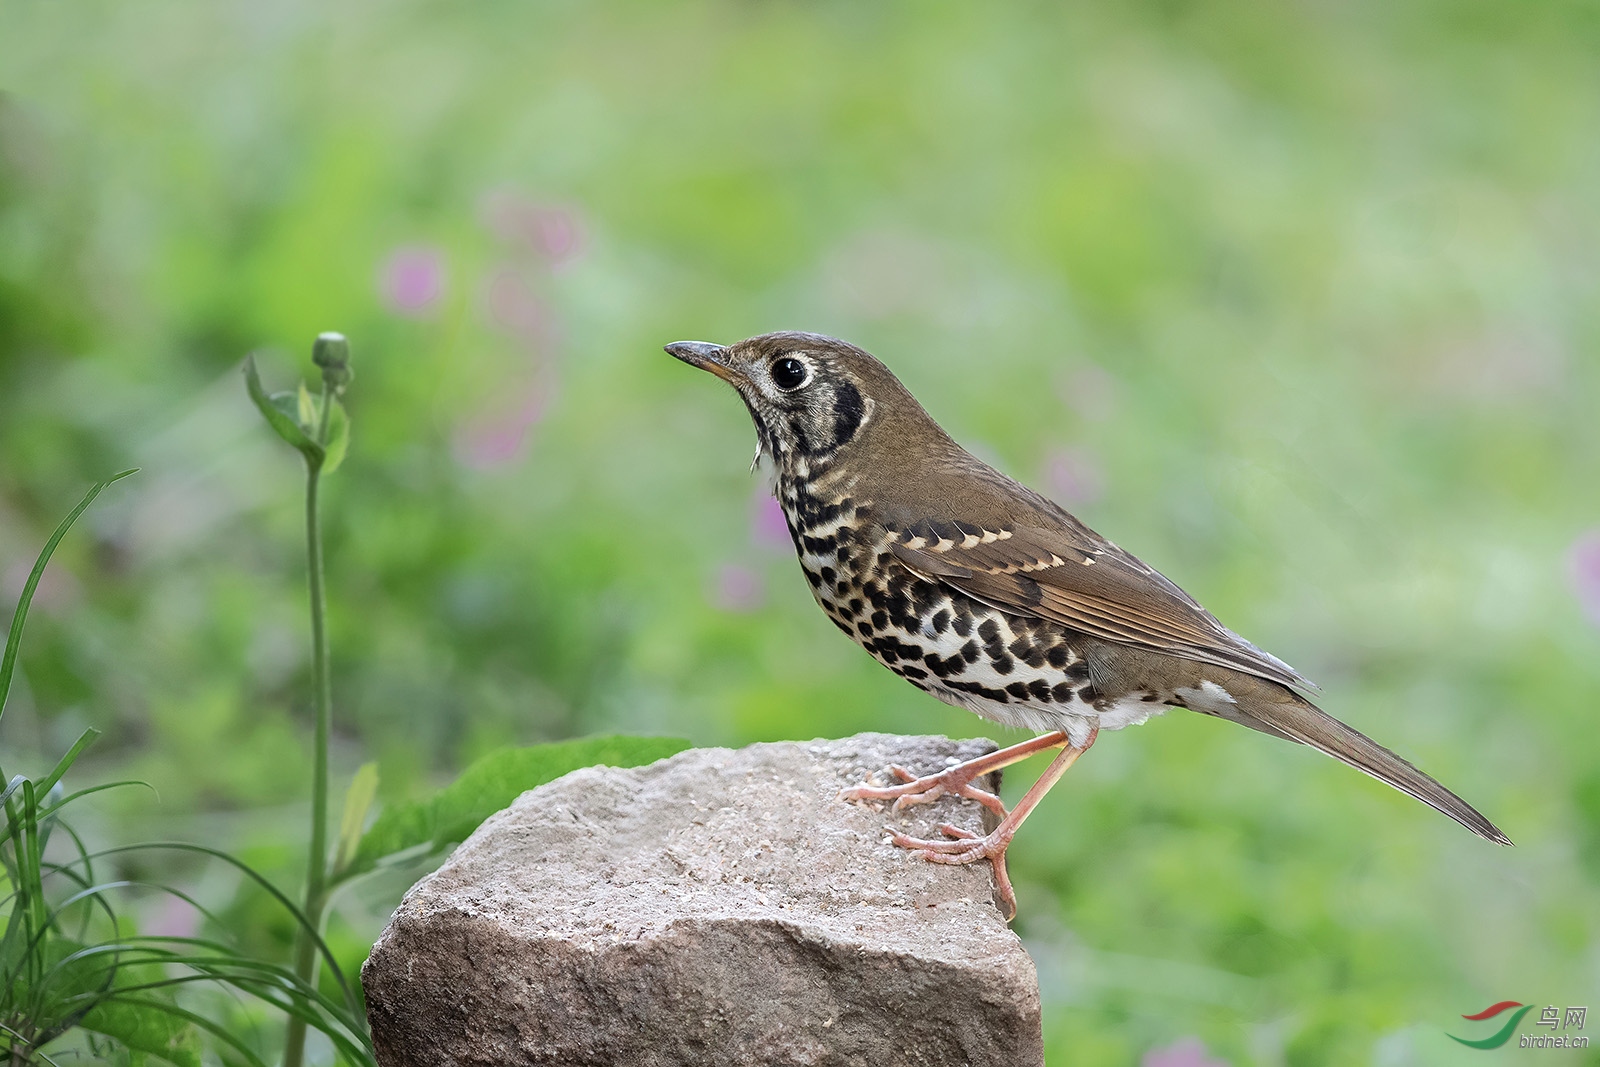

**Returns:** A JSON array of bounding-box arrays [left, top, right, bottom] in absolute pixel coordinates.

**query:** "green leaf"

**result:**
[[28, 940, 203, 1067], [296, 380, 317, 430], [321, 395, 350, 474], [243, 354, 318, 457], [343, 735, 690, 879], [80, 994, 205, 1067], [332, 762, 379, 876]]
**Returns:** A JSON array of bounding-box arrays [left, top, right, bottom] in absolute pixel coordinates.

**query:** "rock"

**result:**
[[362, 733, 1043, 1067]]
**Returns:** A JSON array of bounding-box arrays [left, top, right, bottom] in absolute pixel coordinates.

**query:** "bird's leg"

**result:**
[[839, 731, 1070, 818], [890, 725, 1098, 920]]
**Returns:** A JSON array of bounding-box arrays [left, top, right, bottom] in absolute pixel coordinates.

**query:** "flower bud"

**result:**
[[312, 332, 354, 392]]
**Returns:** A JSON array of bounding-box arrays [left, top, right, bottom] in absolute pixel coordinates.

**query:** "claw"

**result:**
[[839, 762, 1009, 819], [843, 731, 1093, 924], [889, 822, 1018, 920]]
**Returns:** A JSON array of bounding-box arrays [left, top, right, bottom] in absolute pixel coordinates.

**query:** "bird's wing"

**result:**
[[883, 517, 1315, 692]]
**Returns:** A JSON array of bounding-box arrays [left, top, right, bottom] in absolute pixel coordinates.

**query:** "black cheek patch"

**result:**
[[831, 381, 866, 447]]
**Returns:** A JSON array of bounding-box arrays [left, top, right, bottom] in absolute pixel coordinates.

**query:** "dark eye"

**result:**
[[770, 356, 809, 391]]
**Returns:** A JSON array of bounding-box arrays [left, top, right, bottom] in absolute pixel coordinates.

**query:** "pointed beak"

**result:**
[[664, 340, 743, 385]]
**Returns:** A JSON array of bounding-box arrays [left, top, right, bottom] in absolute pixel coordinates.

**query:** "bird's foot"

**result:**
[[889, 823, 1018, 921], [839, 762, 1008, 818]]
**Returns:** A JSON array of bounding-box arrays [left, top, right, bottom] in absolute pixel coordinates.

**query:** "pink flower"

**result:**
[[480, 188, 586, 268], [1569, 528, 1600, 625], [451, 373, 557, 470], [751, 492, 791, 550], [378, 246, 445, 317], [1142, 1037, 1229, 1067], [710, 564, 765, 613], [480, 268, 563, 348], [1043, 446, 1106, 508]]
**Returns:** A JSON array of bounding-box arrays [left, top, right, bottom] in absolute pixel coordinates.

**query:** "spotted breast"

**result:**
[[775, 465, 1162, 748]]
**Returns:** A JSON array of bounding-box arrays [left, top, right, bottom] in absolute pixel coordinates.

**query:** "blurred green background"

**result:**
[[3, 0, 1599, 1062]]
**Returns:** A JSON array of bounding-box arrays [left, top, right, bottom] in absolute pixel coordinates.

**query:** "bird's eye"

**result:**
[[770, 356, 809, 391]]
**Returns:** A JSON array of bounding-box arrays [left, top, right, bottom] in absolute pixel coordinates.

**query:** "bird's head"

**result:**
[[666, 331, 932, 473]]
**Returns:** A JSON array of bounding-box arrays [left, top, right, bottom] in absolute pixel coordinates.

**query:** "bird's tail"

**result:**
[[1215, 679, 1512, 846]]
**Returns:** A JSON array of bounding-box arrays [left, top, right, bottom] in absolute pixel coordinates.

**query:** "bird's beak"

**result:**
[[664, 340, 743, 386]]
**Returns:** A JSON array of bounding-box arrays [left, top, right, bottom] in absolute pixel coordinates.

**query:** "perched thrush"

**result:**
[[667, 332, 1510, 919]]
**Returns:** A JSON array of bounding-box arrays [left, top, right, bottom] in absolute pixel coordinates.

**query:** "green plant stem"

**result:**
[[284, 396, 333, 1067]]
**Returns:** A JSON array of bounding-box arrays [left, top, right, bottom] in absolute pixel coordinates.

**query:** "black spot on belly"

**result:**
[[1005, 681, 1029, 700], [960, 640, 981, 663], [1064, 662, 1092, 684], [924, 651, 967, 678], [820, 566, 836, 585], [1045, 645, 1070, 669], [911, 582, 943, 618], [870, 635, 925, 666], [1028, 679, 1054, 702], [952, 613, 973, 638], [931, 609, 951, 634], [978, 619, 1001, 643], [1008, 636, 1046, 668], [947, 680, 1010, 704], [1052, 682, 1076, 703], [984, 633, 1010, 663], [870, 610, 888, 631], [804, 570, 823, 588], [990, 654, 1015, 676], [896, 664, 928, 681]]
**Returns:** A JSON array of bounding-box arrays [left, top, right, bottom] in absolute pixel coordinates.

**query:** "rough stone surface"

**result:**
[[362, 733, 1043, 1067]]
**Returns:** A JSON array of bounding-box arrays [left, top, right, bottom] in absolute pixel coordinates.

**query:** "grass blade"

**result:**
[[0, 469, 136, 729]]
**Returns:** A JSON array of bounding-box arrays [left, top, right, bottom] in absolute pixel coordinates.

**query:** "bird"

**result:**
[[666, 331, 1510, 919]]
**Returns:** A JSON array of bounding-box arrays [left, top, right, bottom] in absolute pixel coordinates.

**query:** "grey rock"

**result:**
[[362, 733, 1043, 1067]]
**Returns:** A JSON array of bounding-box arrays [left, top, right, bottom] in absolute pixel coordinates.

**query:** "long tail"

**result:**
[[1216, 679, 1512, 846]]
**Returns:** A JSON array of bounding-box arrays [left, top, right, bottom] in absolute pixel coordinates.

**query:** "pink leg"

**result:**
[[839, 731, 1070, 818], [891, 725, 1099, 920]]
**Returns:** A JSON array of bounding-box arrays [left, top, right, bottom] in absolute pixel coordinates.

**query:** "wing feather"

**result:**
[[888, 523, 1314, 692]]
